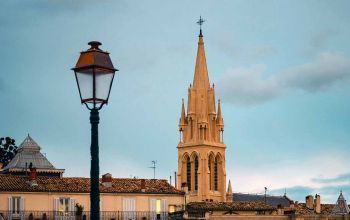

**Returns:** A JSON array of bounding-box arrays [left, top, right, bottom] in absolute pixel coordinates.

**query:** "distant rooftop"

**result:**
[[332, 191, 350, 214], [187, 201, 276, 212], [233, 193, 293, 208], [2, 135, 64, 176]]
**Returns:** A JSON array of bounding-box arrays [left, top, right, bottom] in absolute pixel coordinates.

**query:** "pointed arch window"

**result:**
[[194, 155, 199, 191], [214, 156, 218, 191], [208, 156, 213, 191], [186, 156, 191, 191]]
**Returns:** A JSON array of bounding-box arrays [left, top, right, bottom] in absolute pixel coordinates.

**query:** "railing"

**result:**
[[291, 214, 350, 220], [0, 211, 171, 220], [1, 211, 348, 220], [187, 211, 206, 219]]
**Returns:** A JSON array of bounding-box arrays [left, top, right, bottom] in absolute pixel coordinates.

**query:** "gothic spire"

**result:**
[[193, 23, 210, 89]]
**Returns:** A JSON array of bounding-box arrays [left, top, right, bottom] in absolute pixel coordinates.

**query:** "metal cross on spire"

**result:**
[[197, 16, 205, 37]]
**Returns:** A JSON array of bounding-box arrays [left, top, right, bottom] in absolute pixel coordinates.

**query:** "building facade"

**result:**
[[0, 173, 184, 219], [176, 30, 227, 202], [0, 136, 185, 220]]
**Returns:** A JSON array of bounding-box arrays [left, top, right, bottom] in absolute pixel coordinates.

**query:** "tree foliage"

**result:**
[[0, 137, 18, 168]]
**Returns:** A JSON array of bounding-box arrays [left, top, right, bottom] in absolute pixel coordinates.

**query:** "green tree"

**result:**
[[0, 137, 18, 168]]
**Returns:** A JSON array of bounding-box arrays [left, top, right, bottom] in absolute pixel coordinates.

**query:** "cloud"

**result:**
[[269, 186, 314, 201], [229, 151, 350, 203], [216, 37, 277, 61], [216, 52, 350, 106], [216, 64, 281, 105], [312, 172, 350, 184], [270, 184, 350, 204], [280, 52, 350, 92], [251, 45, 278, 60], [305, 29, 338, 55]]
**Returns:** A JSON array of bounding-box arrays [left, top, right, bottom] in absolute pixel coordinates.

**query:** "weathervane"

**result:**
[[196, 16, 205, 36]]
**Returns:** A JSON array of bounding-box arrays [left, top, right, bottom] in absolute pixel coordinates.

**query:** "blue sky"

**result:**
[[1, 0, 350, 204]]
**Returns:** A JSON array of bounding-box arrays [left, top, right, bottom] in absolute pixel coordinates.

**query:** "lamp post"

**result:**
[[72, 41, 118, 220]]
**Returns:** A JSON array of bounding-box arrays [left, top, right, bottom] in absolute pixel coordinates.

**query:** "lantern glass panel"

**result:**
[[75, 70, 93, 102], [95, 69, 114, 102]]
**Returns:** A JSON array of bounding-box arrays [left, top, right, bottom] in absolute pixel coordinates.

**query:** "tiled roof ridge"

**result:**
[[0, 175, 184, 195], [187, 201, 276, 211]]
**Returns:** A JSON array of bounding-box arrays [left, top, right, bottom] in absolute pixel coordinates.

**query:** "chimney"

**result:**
[[101, 173, 112, 187], [28, 167, 38, 186], [141, 179, 146, 192], [314, 194, 321, 214], [306, 195, 314, 209], [181, 182, 188, 193]]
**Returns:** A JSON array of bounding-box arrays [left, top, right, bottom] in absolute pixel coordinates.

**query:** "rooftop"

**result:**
[[0, 174, 183, 195], [233, 193, 293, 208], [187, 201, 276, 212], [2, 135, 64, 175], [293, 203, 350, 215]]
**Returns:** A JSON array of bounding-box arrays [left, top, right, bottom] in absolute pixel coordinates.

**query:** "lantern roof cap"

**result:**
[[72, 41, 118, 72]]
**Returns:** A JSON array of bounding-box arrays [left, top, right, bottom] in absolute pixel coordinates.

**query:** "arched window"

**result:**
[[186, 156, 191, 191], [214, 156, 218, 191], [194, 155, 199, 191], [208, 155, 214, 191]]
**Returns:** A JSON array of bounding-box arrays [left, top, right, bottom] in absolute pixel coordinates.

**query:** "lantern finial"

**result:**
[[88, 41, 102, 50]]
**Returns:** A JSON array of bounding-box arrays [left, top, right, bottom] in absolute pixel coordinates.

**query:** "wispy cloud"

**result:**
[[216, 37, 278, 61], [305, 29, 338, 55], [229, 151, 350, 203], [270, 184, 349, 204], [312, 172, 350, 184], [215, 64, 281, 105], [216, 52, 350, 106]]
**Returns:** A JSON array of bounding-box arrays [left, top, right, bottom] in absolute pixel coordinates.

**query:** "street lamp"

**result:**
[[72, 41, 118, 220]]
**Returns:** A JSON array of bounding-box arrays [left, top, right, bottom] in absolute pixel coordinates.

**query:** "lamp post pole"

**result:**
[[90, 108, 100, 219], [72, 41, 118, 220]]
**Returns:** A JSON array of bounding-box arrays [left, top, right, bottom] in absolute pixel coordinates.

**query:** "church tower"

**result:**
[[177, 24, 227, 202]]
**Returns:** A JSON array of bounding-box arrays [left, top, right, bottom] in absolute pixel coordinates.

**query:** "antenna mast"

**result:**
[[149, 160, 157, 179]]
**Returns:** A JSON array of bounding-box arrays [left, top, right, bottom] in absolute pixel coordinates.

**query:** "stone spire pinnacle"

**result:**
[[226, 179, 233, 202], [227, 179, 232, 194], [179, 98, 187, 127], [192, 31, 210, 89], [216, 99, 224, 125]]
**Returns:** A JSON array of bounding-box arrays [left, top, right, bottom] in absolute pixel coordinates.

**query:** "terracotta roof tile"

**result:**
[[0, 174, 184, 195], [187, 201, 276, 211], [292, 203, 350, 215]]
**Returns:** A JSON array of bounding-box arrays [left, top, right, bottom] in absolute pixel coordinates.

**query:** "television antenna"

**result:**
[[149, 160, 157, 179]]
